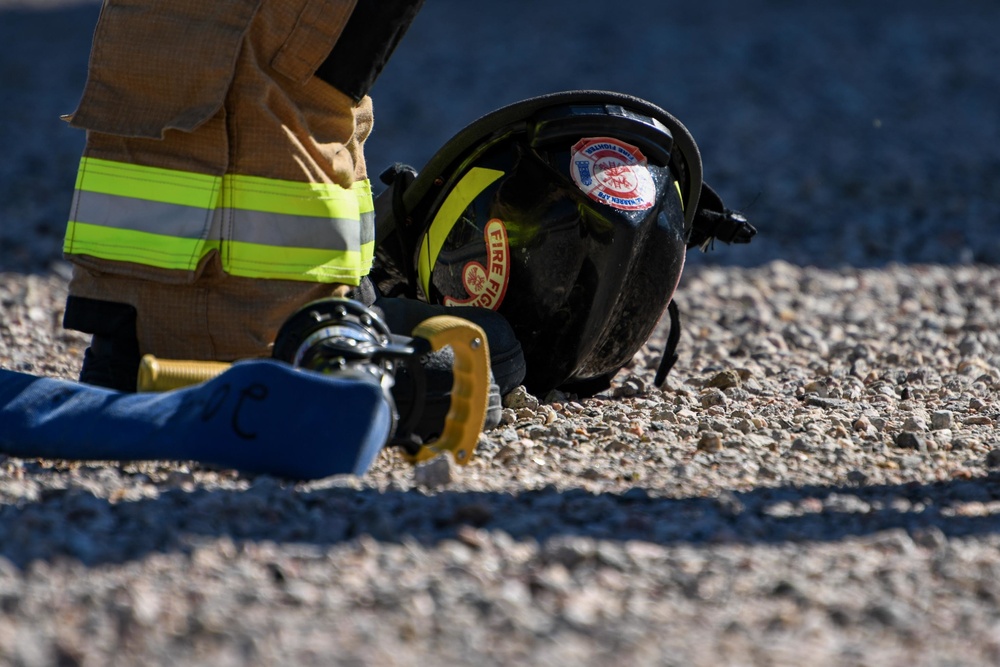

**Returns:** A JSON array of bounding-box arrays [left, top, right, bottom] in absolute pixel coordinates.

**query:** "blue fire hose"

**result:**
[[0, 360, 392, 480]]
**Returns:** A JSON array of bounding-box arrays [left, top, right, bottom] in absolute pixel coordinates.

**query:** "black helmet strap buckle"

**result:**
[[689, 183, 757, 251]]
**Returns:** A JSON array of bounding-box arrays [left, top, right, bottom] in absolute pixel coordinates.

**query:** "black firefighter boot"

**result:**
[[63, 296, 142, 393]]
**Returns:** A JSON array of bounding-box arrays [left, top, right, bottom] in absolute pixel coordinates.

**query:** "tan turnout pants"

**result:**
[[64, 0, 372, 361]]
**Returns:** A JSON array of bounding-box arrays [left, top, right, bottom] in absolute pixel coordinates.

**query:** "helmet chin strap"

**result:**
[[653, 300, 682, 388]]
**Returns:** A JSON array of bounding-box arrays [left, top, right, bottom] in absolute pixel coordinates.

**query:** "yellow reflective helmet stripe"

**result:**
[[64, 158, 374, 284], [416, 167, 505, 299]]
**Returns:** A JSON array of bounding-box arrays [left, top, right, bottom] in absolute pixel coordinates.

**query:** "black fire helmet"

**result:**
[[370, 90, 754, 396]]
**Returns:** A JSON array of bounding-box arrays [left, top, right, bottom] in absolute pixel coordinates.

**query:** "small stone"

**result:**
[[457, 525, 489, 549], [540, 406, 559, 425], [499, 408, 518, 426], [912, 526, 948, 551], [495, 444, 519, 464], [958, 337, 985, 357], [894, 431, 927, 452], [613, 377, 645, 397], [985, 448, 1000, 469], [516, 407, 536, 421], [700, 389, 728, 408], [706, 370, 742, 390], [503, 386, 540, 411], [930, 428, 953, 446], [930, 410, 953, 430], [652, 408, 678, 423], [790, 437, 814, 453], [846, 469, 870, 485], [714, 491, 745, 518], [498, 427, 520, 443], [543, 537, 596, 569], [804, 395, 845, 409], [951, 437, 980, 451], [413, 455, 454, 488], [902, 416, 927, 433], [697, 431, 723, 452], [803, 380, 829, 397]]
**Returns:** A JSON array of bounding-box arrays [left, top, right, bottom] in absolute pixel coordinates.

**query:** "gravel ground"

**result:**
[[2, 1, 1000, 666]]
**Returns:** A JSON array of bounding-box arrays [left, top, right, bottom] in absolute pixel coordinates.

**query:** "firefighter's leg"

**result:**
[[64, 0, 371, 389]]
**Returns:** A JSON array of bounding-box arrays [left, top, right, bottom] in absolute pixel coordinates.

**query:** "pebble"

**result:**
[[412, 455, 454, 488], [986, 449, 1000, 469], [894, 432, 927, 451], [503, 386, 540, 411], [705, 370, 742, 390], [697, 431, 724, 453], [700, 389, 727, 409], [931, 410, 953, 430]]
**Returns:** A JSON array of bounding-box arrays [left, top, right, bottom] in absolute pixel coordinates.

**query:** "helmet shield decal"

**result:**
[[570, 137, 656, 211]]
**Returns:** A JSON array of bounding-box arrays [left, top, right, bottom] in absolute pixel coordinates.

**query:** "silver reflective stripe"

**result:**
[[360, 209, 375, 245], [72, 190, 361, 251], [72, 190, 213, 239], [228, 209, 360, 251]]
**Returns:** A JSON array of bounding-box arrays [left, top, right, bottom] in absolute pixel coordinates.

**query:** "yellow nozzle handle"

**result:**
[[404, 315, 491, 467], [137, 355, 231, 392]]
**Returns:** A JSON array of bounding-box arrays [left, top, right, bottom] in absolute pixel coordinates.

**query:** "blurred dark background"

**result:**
[[2, 0, 999, 274]]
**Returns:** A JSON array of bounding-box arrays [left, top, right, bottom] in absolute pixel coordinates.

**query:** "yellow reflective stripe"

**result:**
[[360, 239, 375, 274], [222, 178, 373, 285], [223, 173, 363, 219], [67, 156, 377, 283], [76, 157, 221, 207], [354, 180, 375, 271], [63, 222, 218, 271], [353, 179, 374, 214], [69, 158, 219, 271], [225, 242, 366, 283], [417, 167, 505, 298]]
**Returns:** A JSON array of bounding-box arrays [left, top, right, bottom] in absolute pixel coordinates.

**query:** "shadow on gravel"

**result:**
[[2, 473, 999, 568]]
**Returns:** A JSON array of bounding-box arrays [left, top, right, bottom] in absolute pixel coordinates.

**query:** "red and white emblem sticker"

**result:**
[[443, 218, 510, 311], [570, 137, 656, 211]]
